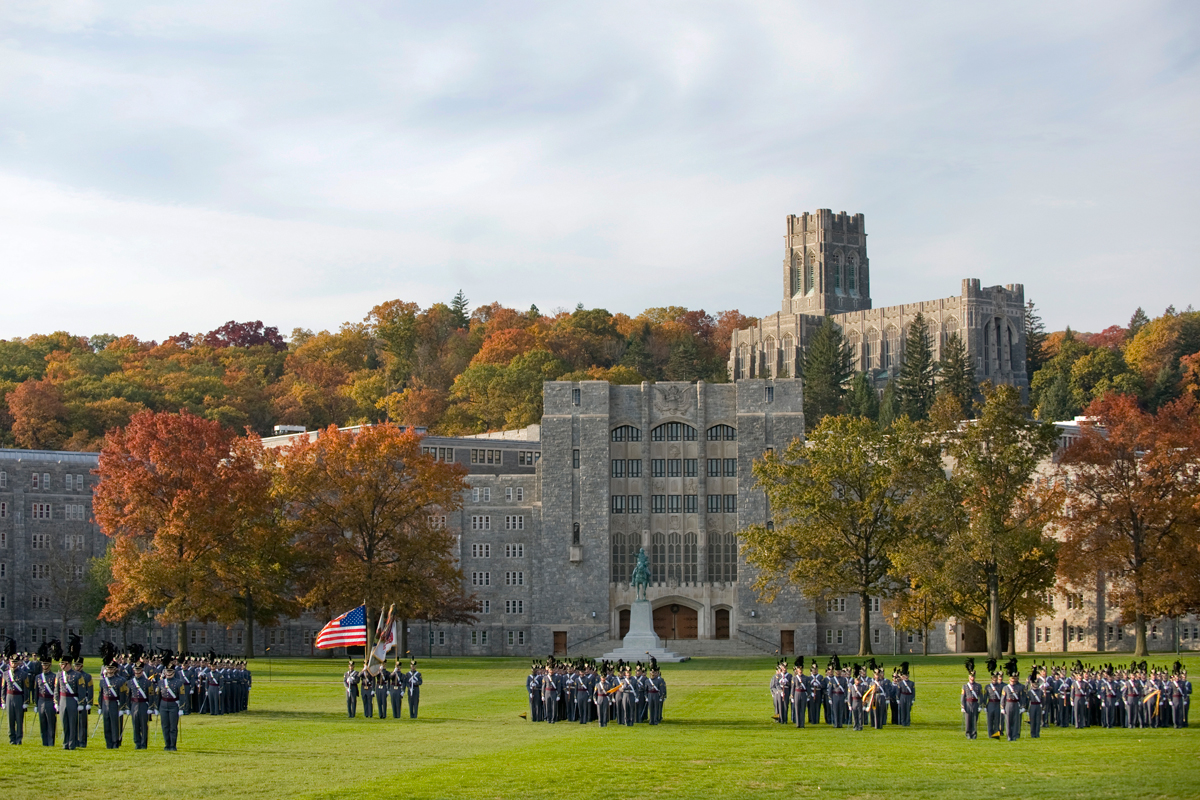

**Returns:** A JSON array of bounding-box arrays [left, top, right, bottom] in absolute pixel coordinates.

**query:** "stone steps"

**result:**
[[583, 638, 772, 658]]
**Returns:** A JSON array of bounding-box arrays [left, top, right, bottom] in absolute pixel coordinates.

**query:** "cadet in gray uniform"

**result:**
[[3, 647, 30, 745], [984, 664, 1003, 739], [595, 664, 616, 727], [1002, 668, 1025, 741], [127, 662, 154, 749], [389, 658, 406, 719], [646, 660, 666, 725], [361, 670, 374, 718], [34, 646, 58, 747], [97, 644, 128, 749], [791, 659, 806, 728], [56, 656, 82, 750], [155, 656, 187, 751], [374, 665, 389, 719], [344, 660, 360, 718], [961, 659, 982, 740], [807, 663, 824, 725], [848, 668, 865, 731], [73, 655, 92, 748], [406, 660, 422, 718], [894, 664, 915, 727], [1027, 667, 1045, 738]]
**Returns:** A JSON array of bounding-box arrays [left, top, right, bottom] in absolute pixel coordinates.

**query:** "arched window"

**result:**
[[848, 255, 858, 293], [806, 250, 816, 294], [611, 532, 628, 584], [652, 422, 697, 442], [942, 316, 959, 346], [651, 533, 667, 583], [667, 533, 682, 583], [864, 328, 879, 370], [846, 330, 861, 371], [683, 532, 698, 583], [791, 254, 802, 297], [884, 325, 900, 369], [833, 252, 843, 291], [763, 336, 776, 378], [611, 425, 641, 442], [707, 424, 736, 441], [781, 333, 795, 378], [707, 532, 738, 583]]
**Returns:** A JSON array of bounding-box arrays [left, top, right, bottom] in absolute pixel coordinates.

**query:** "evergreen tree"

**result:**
[[845, 372, 879, 422], [664, 338, 704, 382], [936, 332, 976, 420], [878, 379, 900, 429], [799, 317, 853, 427], [1036, 372, 1074, 422], [1024, 300, 1048, 378], [896, 313, 937, 421], [450, 290, 470, 329], [1127, 306, 1149, 338]]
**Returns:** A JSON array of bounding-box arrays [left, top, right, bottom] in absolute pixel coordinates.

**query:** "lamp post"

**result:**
[[265, 647, 272, 681], [892, 611, 899, 656]]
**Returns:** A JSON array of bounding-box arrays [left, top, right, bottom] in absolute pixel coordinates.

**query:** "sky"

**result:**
[[1, 1, 1197, 341]]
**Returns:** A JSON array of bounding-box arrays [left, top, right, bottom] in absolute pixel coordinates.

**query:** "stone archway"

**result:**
[[653, 603, 699, 640]]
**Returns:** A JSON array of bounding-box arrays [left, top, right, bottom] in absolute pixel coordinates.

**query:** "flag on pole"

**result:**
[[366, 604, 395, 675], [315, 605, 368, 649]]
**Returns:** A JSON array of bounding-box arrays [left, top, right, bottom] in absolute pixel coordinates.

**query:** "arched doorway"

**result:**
[[714, 609, 730, 640], [619, 609, 630, 639], [653, 604, 698, 640]]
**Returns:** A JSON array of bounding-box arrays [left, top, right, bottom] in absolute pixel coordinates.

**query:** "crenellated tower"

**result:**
[[782, 210, 872, 316]]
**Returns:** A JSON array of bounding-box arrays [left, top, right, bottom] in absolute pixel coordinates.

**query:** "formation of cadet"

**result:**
[[523, 656, 666, 727], [1, 637, 252, 751], [960, 657, 1192, 740], [770, 655, 915, 731], [343, 657, 423, 719]]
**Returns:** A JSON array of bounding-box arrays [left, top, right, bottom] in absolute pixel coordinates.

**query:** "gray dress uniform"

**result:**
[[526, 671, 541, 722], [849, 679, 865, 731], [542, 670, 558, 723], [406, 667, 422, 718], [1002, 680, 1025, 740], [127, 671, 154, 749], [361, 672, 375, 718], [1027, 678, 1045, 738], [895, 678, 915, 726], [985, 680, 1003, 738], [344, 667, 360, 717], [204, 665, 222, 715], [390, 665, 406, 719], [595, 674, 616, 727], [4, 660, 29, 744], [374, 668, 389, 719], [98, 670, 128, 748], [576, 671, 593, 724], [74, 661, 93, 747], [647, 674, 666, 725], [34, 666, 57, 746], [791, 671, 806, 728], [827, 674, 846, 728], [56, 663, 83, 749], [961, 678, 982, 739], [807, 669, 824, 724], [156, 670, 188, 750]]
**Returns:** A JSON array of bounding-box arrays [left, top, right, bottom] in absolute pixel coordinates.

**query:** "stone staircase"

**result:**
[[580, 637, 776, 659]]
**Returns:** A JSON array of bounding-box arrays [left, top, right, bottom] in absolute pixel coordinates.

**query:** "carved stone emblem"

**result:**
[[654, 384, 693, 414]]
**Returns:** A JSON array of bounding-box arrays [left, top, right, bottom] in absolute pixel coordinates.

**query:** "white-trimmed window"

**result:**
[[65, 474, 73, 491], [32, 594, 51, 609], [430, 630, 445, 646], [470, 630, 489, 645], [471, 515, 491, 531], [428, 515, 447, 529], [505, 515, 524, 530], [76, 474, 85, 491], [31, 503, 52, 520], [869, 597, 880, 612], [873, 629, 880, 644], [826, 629, 833, 644], [0, 471, 6, 488], [32, 532, 50, 549], [471, 571, 491, 586], [0, 501, 6, 519], [31, 473, 39, 490], [470, 543, 491, 558], [507, 630, 526, 645], [826, 598, 846, 613], [505, 571, 524, 586], [66, 504, 86, 521], [0, 562, 5, 579], [505, 600, 524, 614], [505, 544, 524, 558], [836, 629, 843, 645], [482, 600, 490, 614]]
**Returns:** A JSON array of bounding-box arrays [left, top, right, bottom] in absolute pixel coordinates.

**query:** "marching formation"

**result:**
[[770, 656, 916, 731], [1, 637, 251, 751], [960, 657, 1192, 741], [524, 657, 667, 726], [343, 658, 423, 719]]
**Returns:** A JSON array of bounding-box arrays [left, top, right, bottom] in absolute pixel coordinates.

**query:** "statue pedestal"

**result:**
[[600, 599, 689, 663]]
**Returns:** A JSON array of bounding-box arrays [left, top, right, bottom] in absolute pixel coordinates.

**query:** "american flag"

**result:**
[[315, 605, 368, 649]]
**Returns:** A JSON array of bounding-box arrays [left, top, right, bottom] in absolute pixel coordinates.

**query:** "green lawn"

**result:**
[[2, 653, 1197, 800]]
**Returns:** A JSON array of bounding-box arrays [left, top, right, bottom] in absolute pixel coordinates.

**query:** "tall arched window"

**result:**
[[683, 532, 697, 583], [652, 422, 697, 442], [846, 330, 861, 371], [781, 333, 795, 378], [791, 254, 802, 296], [884, 325, 900, 369], [806, 250, 816, 294], [611, 532, 628, 583], [611, 425, 642, 442], [942, 316, 959, 346], [833, 252, 843, 291], [651, 533, 667, 583], [707, 531, 738, 583], [707, 425, 736, 441], [848, 255, 858, 293], [667, 533, 682, 583], [865, 328, 879, 370]]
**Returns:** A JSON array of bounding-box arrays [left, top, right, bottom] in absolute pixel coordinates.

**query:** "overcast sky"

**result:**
[[1, 1, 1197, 341]]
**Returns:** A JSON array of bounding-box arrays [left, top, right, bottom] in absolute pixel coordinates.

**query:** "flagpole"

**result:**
[[364, 599, 372, 666]]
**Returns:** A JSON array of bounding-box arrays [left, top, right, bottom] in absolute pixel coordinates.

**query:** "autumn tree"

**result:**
[[901, 384, 1061, 658], [7, 379, 69, 449], [1055, 393, 1200, 656], [277, 423, 475, 652], [94, 410, 270, 652], [742, 415, 925, 656], [882, 581, 942, 656]]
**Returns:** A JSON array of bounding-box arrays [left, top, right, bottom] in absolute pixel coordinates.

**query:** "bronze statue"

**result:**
[[631, 548, 650, 601]]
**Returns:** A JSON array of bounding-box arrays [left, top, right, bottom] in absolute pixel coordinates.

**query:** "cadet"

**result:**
[[827, 657, 846, 728], [4, 646, 29, 745], [848, 668, 865, 731], [646, 659, 666, 725], [127, 662, 154, 749], [34, 645, 58, 747], [361, 668, 375, 718], [390, 658, 406, 719], [1027, 666, 1046, 738], [984, 663, 1003, 739], [373, 664, 389, 719], [806, 661, 824, 725], [56, 655, 83, 750], [156, 655, 187, 751], [74, 655, 92, 748], [575, 663, 593, 725], [97, 644, 128, 749], [868, 667, 889, 730], [595, 663, 616, 727], [526, 661, 542, 722], [1002, 668, 1025, 741], [770, 660, 787, 723], [204, 658, 222, 715], [894, 664, 915, 727], [406, 659, 423, 718], [961, 659, 982, 740], [791, 659, 806, 728], [344, 660, 360, 718]]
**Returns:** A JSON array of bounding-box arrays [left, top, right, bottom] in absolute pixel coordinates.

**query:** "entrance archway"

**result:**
[[714, 609, 730, 640], [653, 603, 698, 640]]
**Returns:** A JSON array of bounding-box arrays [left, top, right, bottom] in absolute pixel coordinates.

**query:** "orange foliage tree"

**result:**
[[94, 410, 275, 652], [276, 424, 474, 655], [1056, 393, 1200, 656]]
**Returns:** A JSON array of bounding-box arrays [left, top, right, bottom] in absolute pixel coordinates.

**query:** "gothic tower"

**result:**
[[781, 210, 872, 316]]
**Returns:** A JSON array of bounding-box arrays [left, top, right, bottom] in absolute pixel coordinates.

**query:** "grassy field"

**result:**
[[1, 652, 1197, 800]]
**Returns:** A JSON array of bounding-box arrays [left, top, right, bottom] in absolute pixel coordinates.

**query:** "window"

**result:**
[[518, 450, 539, 466], [572, 388, 581, 406], [573, 450, 580, 469], [651, 495, 666, 514], [907, 631, 914, 643], [826, 630, 833, 645], [514, 487, 524, 502], [612, 460, 625, 478], [708, 459, 721, 478], [611, 496, 625, 514], [428, 515, 447, 529], [683, 495, 697, 514], [430, 630, 445, 646], [482, 600, 490, 614], [506, 487, 513, 500], [470, 450, 502, 465], [611, 426, 641, 442], [873, 629, 880, 644], [471, 487, 492, 503], [507, 630, 526, 645], [1106, 626, 1113, 642], [651, 423, 697, 442], [667, 459, 681, 478], [73, 565, 84, 581], [189, 629, 208, 645], [837, 629, 843, 645], [667, 495, 681, 514], [505, 600, 524, 614], [471, 515, 492, 531], [627, 460, 641, 478], [707, 532, 737, 583], [470, 544, 491, 558], [0, 502, 6, 519], [627, 495, 642, 514], [684, 459, 697, 477], [707, 494, 721, 513], [0, 471, 5, 488], [31, 503, 52, 520], [683, 532, 697, 582], [1068, 626, 1075, 642], [707, 425, 736, 441], [652, 459, 665, 478], [471, 571, 491, 586], [766, 386, 774, 403], [65, 474, 73, 491], [32, 564, 49, 580], [504, 515, 524, 530], [666, 533, 683, 582], [723, 495, 737, 514], [651, 532, 666, 582], [32, 532, 50, 549], [31, 595, 50, 610], [1036, 628, 1043, 643], [31, 473, 39, 490], [723, 459, 737, 478], [0, 562, 4, 578], [869, 597, 880, 613], [1151, 625, 1158, 640], [505, 571, 524, 586], [0, 596, 5, 610], [505, 544, 524, 558], [66, 504, 86, 521], [470, 630, 489, 645], [827, 598, 846, 613]]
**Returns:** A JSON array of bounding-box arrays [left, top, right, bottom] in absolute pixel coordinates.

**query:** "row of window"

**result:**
[[469, 515, 525, 531], [470, 487, 527, 503], [0, 503, 89, 522], [420, 447, 541, 467], [610, 423, 736, 442], [0, 472, 90, 492], [427, 629, 527, 647], [611, 531, 738, 584], [421, 446, 456, 462], [612, 459, 738, 479], [469, 544, 526, 558], [610, 494, 737, 514], [468, 572, 525, 587], [471, 449, 504, 465]]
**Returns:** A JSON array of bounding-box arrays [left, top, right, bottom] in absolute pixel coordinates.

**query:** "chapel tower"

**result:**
[[782, 210, 872, 316]]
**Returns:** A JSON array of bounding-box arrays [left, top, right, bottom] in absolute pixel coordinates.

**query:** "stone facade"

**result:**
[[730, 210, 1029, 396]]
